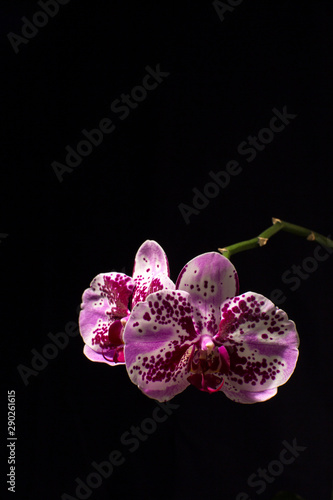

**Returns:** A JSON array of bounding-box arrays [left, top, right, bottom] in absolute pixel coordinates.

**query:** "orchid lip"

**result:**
[[206, 377, 225, 393], [102, 346, 125, 364], [187, 372, 226, 393], [108, 320, 124, 347]]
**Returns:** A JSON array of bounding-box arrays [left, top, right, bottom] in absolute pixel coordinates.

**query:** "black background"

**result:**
[[1, 1, 332, 500]]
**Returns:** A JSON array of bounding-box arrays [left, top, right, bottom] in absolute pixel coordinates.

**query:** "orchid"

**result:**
[[124, 252, 300, 403], [79, 218, 333, 404], [79, 240, 174, 365]]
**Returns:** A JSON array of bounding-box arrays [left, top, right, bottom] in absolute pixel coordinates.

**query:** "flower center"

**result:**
[[101, 317, 128, 364], [187, 337, 230, 393]]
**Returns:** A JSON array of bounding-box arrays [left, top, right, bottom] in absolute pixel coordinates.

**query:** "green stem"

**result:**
[[218, 218, 333, 259]]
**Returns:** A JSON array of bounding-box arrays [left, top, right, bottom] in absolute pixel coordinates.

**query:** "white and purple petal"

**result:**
[[176, 252, 239, 337], [124, 290, 200, 402], [214, 292, 299, 400], [79, 272, 135, 364], [221, 380, 278, 404], [132, 240, 175, 307]]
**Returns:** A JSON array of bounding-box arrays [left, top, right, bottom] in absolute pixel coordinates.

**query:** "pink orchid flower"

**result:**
[[124, 252, 299, 403], [79, 241, 174, 365]]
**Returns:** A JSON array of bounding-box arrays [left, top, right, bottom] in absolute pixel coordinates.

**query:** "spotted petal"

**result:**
[[214, 292, 299, 403], [132, 240, 175, 307], [79, 272, 135, 365], [221, 381, 278, 404], [124, 290, 200, 402], [176, 252, 239, 337]]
